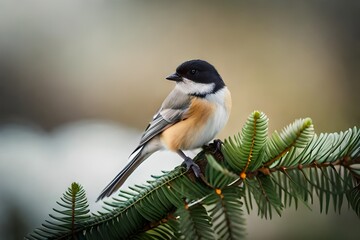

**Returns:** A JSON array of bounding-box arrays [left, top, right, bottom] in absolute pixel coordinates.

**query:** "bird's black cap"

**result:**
[[166, 59, 225, 93]]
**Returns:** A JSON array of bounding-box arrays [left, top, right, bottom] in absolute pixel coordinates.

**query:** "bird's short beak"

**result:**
[[166, 72, 183, 82]]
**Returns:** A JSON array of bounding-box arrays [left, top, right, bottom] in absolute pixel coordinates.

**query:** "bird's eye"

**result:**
[[190, 69, 197, 75]]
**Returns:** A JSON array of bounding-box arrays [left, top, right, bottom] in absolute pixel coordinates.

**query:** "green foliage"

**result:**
[[134, 220, 179, 240], [223, 111, 269, 173], [243, 176, 283, 219], [27, 112, 360, 239], [264, 117, 314, 166], [205, 155, 238, 189], [205, 187, 246, 239], [176, 203, 215, 239], [27, 183, 90, 240], [347, 185, 360, 218]]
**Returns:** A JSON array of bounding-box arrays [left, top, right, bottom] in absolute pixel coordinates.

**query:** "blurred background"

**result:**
[[0, 0, 359, 239]]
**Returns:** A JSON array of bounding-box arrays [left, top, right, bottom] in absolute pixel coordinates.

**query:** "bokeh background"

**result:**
[[0, 0, 359, 239]]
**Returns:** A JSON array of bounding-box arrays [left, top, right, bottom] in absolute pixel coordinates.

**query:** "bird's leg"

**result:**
[[177, 150, 201, 177]]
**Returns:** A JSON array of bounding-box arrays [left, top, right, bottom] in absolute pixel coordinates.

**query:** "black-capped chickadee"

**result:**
[[97, 59, 231, 201]]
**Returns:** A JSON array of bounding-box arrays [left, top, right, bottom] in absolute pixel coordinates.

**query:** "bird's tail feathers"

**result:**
[[97, 146, 148, 202]]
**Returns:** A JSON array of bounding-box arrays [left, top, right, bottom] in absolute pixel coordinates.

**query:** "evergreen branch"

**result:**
[[27, 183, 90, 240], [176, 203, 215, 239], [27, 112, 360, 239], [205, 187, 246, 239], [264, 118, 314, 167], [223, 111, 268, 174]]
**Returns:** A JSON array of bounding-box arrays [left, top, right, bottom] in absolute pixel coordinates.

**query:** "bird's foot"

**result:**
[[183, 157, 201, 178], [202, 139, 223, 153], [203, 139, 223, 153], [213, 139, 223, 152]]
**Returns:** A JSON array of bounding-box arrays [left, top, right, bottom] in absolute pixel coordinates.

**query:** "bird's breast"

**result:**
[[160, 87, 231, 151]]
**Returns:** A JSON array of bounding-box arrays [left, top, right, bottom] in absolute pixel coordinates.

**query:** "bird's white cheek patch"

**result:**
[[176, 78, 215, 95]]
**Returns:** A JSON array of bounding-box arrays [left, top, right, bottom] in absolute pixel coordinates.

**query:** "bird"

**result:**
[[97, 59, 231, 201]]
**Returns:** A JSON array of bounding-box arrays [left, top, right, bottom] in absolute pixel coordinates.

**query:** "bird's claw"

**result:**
[[183, 157, 201, 177], [213, 139, 223, 152]]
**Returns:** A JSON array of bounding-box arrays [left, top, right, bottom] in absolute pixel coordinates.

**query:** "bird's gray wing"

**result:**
[[98, 90, 190, 200], [135, 88, 191, 149]]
